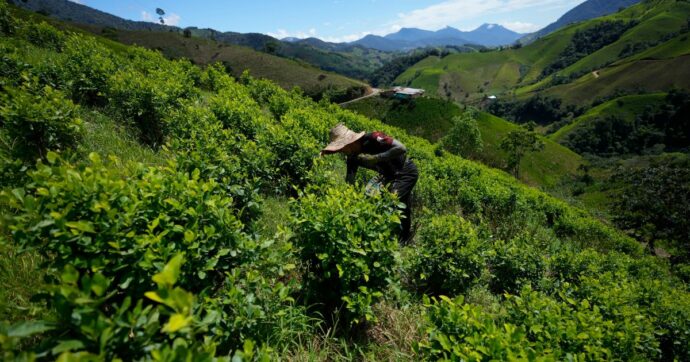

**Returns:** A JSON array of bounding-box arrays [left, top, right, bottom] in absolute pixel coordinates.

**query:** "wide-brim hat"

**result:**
[[322, 124, 365, 153]]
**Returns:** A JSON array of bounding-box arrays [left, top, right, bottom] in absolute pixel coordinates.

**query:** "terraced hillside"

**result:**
[[396, 0, 690, 106]]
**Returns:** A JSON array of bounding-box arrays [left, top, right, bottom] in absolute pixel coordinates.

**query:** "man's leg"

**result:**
[[391, 160, 419, 244]]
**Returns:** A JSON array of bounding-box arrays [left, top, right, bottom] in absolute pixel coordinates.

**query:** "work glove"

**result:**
[[357, 154, 378, 167]]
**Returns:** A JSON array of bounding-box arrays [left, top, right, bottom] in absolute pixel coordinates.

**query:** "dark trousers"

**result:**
[[390, 159, 418, 243]]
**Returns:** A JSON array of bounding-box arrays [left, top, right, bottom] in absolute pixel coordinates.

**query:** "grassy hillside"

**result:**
[[2, 3, 689, 361], [396, 0, 690, 106], [72, 25, 367, 100], [345, 97, 582, 188], [550, 93, 667, 142], [475, 111, 583, 187]]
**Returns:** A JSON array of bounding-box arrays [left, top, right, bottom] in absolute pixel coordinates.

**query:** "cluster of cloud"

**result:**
[[268, 28, 318, 40], [389, 0, 569, 32], [269, 28, 374, 43], [141, 11, 181, 26]]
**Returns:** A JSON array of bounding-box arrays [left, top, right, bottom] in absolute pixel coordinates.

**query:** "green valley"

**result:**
[[396, 0, 690, 106]]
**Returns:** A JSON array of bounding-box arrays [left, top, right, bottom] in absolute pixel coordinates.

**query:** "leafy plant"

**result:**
[[489, 235, 546, 294], [0, 82, 83, 162], [107, 61, 197, 147], [57, 35, 116, 105], [22, 21, 66, 52], [290, 183, 401, 326], [411, 214, 486, 296]]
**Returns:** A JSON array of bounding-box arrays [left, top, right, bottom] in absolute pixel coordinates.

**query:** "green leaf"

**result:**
[[88, 152, 101, 164], [152, 253, 185, 287], [51, 340, 85, 354], [46, 151, 59, 164], [162, 313, 191, 333], [145, 291, 165, 304], [61, 265, 79, 284], [7, 320, 55, 337], [439, 295, 454, 305], [65, 221, 95, 233], [90, 273, 109, 297]]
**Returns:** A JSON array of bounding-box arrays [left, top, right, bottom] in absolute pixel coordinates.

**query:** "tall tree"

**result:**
[[155, 8, 165, 25], [499, 127, 545, 178], [441, 112, 483, 159]]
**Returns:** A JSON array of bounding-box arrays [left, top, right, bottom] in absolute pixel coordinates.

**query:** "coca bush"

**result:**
[[0, 82, 83, 162], [411, 214, 486, 296], [290, 183, 401, 326]]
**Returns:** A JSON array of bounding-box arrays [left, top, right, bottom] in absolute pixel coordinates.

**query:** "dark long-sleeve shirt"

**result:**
[[346, 132, 407, 184]]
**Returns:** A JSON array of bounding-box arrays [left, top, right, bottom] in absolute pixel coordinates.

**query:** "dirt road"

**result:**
[[339, 87, 381, 106]]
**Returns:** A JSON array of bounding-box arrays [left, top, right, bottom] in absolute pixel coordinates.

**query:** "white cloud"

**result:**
[[500, 21, 541, 33], [267, 28, 318, 40], [68, 0, 83, 4], [390, 0, 575, 31], [141, 11, 181, 26], [321, 31, 373, 43]]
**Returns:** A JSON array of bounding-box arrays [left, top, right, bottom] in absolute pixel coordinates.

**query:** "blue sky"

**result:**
[[72, 0, 587, 41]]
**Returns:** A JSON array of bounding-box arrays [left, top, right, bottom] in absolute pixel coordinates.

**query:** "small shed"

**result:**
[[392, 87, 425, 100], [382, 87, 426, 99]]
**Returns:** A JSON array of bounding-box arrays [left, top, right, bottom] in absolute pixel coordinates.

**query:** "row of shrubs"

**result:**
[[1, 3, 689, 360]]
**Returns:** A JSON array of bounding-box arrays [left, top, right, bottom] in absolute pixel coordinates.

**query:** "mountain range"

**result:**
[[357, 24, 523, 50]]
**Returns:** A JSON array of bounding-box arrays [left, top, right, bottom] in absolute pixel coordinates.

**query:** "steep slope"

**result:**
[[88, 27, 367, 100], [396, 0, 690, 105], [521, 0, 641, 43]]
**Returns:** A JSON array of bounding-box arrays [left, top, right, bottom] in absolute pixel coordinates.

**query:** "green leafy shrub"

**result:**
[[0, 83, 83, 162], [411, 214, 486, 296], [489, 235, 546, 294], [506, 286, 658, 361], [290, 184, 401, 326], [22, 21, 66, 52], [1, 155, 293, 358], [416, 295, 539, 360], [166, 104, 269, 225], [107, 63, 197, 147], [209, 90, 264, 139], [61, 35, 116, 105], [440, 112, 483, 158], [0, 0, 16, 35]]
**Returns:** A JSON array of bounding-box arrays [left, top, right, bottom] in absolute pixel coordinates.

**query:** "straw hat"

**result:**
[[322, 124, 365, 154]]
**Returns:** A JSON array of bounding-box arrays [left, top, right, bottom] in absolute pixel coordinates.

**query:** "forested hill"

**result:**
[[1, 1, 689, 360]]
